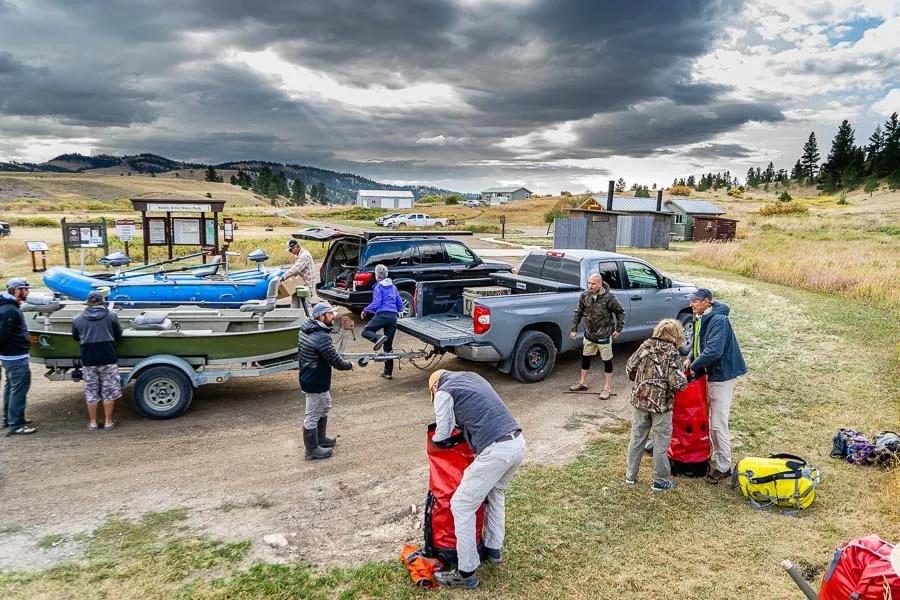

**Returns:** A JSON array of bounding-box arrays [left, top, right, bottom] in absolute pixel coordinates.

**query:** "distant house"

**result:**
[[481, 186, 532, 204], [663, 199, 726, 240], [356, 189, 414, 209]]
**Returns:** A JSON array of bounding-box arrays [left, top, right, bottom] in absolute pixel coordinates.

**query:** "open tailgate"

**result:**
[[397, 315, 475, 347]]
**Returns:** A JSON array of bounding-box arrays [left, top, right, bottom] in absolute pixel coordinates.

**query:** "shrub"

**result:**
[[444, 194, 464, 205], [6, 216, 59, 227], [836, 191, 849, 205], [778, 191, 792, 202], [669, 185, 692, 196], [759, 202, 808, 216], [417, 194, 442, 204], [727, 187, 744, 198], [326, 206, 390, 220]]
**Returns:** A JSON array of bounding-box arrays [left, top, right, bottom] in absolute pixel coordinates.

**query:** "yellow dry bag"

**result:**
[[732, 453, 821, 512]]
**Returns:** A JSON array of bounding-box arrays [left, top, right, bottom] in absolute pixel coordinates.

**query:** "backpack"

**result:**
[[668, 373, 710, 477], [732, 453, 821, 512], [833, 429, 900, 467], [831, 428, 870, 460], [400, 544, 443, 589], [818, 534, 900, 600]]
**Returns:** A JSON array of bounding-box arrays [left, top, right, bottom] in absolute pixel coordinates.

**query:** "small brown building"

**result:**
[[692, 216, 738, 242]]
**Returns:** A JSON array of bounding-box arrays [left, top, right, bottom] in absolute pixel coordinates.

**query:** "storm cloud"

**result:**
[[0, 0, 794, 189]]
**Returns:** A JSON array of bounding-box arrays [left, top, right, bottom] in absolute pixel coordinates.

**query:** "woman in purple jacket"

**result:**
[[360, 264, 405, 380]]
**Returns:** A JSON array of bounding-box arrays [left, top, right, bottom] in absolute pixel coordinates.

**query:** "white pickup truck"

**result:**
[[384, 213, 449, 228]]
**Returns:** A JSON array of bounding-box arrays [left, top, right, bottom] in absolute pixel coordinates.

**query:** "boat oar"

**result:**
[[781, 560, 818, 600], [120, 251, 208, 273]]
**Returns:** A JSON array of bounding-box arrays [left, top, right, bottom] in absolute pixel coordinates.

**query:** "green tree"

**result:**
[[878, 113, 899, 178], [778, 190, 792, 202], [204, 166, 219, 182], [863, 175, 878, 196], [800, 131, 820, 183], [615, 178, 626, 192], [634, 185, 650, 198], [888, 168, 900, 191], [821, 119, 859, 187]]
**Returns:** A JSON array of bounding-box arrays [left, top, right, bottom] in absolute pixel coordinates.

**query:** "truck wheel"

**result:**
[[678, 310, 693, 327], [435, 222, 444, 227], [132, 366, 193, 419], [398, 290, 414, 318], [512, 331, 557, 383]]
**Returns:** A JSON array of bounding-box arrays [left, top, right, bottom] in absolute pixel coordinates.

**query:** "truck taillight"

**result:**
[[411, 287, 418, 316], [473, 305, 491, 334], [352, 271, 374, 290]]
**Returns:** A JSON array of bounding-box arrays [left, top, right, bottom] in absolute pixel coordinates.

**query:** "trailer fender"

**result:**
[[122, 355, 199, 388]]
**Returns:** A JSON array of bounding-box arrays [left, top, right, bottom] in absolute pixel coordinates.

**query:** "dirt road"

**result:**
[[0, 328, 640, 571]]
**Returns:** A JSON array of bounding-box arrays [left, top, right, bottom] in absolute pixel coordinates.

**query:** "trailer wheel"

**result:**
[[511, 330, 557, 383], [132, 366, 193, 419]]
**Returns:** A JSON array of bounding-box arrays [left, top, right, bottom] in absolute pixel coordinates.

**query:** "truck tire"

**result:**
[[511, 330, 557, 383], [678, 310, 693, 327], [132, 366, 194, 419], [435, 222, 444, 227], [398, 290, 414, 318]]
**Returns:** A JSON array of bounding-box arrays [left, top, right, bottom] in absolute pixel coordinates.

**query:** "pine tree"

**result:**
[[864, 175, 878, 196], [800, 132, 820, 182], [291, 177, 307, 206], [822, 120, 858, 186], [686, 175, 696, 188], [879, 112, 899, 178], [204, 166, 219, 182], [764, 161, 775, 183], [615, 178, 626, 193]]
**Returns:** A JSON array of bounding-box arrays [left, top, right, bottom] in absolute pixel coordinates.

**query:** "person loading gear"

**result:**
[[429, 369, 527, 589], [282, 239, 318, 302], [569, 273, 626, 399], [297, 302, 352, 460]]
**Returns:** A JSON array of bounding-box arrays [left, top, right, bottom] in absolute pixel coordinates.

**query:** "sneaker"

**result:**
[[483, 547, 502, 563], [434, 570, 480, 588], [598, 388, 611, 399], [373, 335, 388, 351], [624, 478, 636, 486], [704, 468, 732, 485], [7, 426, 37, 436], [651, 480, 678, 492]]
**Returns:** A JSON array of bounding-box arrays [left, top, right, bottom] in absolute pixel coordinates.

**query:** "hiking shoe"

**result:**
[[7, 426, 37, 436], [435, 570, 480, 588], [380, 372, 393, 380], [705, 468, 732, 485], [598, 388, 611, 399], [568, 382, 589, 392], [651, 480, 678, 492], [624, 478, 636, 486], [483, 547, 502, 563], [373, 335, 388, 351]]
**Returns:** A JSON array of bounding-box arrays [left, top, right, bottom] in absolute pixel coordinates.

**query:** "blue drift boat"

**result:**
[[43, 250, 284, 308]]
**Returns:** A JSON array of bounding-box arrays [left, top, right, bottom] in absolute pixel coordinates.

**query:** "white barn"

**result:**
[[356, 189, 414, 209]]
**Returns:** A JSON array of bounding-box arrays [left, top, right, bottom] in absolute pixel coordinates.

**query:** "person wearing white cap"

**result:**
[[282, 239, 318, 301], [1, 278, 37, 435], [296, 302, 353, 460]]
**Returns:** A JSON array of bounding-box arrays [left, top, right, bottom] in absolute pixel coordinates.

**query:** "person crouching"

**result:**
[[297, 302, 353, 460], [360, 264, 404, 380], [72, 291, 123, 431], [624, 319, 688, 491]]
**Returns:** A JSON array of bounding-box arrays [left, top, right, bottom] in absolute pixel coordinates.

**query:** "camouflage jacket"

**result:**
[[571, 283, 626, 341], [625, 338, 688, 413]]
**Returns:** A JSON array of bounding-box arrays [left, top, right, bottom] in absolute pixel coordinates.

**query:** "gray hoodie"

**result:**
[[72, 305, 123, 366]]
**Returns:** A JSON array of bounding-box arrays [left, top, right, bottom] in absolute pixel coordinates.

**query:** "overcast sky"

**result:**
[[0, 0, 897, 193]]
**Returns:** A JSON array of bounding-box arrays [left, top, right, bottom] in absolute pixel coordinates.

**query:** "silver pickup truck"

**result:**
[[397, 249, 697, 383]]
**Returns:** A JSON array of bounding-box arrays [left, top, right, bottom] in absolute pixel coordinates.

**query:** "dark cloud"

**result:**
[[680, 143, 756, 159], [0, 0, 786, 189]]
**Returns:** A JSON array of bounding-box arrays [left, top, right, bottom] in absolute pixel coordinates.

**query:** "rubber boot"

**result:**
[[303, 427, 333, 460], [317, 417, 336, 448]]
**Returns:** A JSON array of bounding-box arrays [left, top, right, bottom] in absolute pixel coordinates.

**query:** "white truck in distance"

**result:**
[[383, 213, 449, 228]]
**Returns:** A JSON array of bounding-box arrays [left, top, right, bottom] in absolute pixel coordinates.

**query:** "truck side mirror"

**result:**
[[662, 276, 672, 288]]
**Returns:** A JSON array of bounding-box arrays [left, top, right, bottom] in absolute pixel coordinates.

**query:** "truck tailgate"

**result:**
[[396, 314, 475, 347]]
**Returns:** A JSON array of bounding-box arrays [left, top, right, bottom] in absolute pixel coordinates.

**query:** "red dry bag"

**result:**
[[424, 424, 485, 568], [819, 534, 900, 600], [668, 373, 710, 476]]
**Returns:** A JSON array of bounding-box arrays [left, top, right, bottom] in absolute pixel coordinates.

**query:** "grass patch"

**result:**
[[36, 534, 66, 550], [759, 201, 809, 215], [2, 267, 897, 599]]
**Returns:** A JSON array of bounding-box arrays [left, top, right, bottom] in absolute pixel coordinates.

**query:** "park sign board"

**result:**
[[115, 219, 136, 242], [147, 202, 212, 213], [60, 217, 109, 267]]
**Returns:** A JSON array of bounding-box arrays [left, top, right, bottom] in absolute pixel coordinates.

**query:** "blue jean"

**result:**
[[361, 312, 398, 375], [2, 357, 31, 432]]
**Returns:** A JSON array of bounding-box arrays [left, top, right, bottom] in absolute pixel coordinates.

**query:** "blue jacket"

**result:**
[[297, 318, 352, 393], [688, 302, 748, 382], [363, 278, 404, 315]]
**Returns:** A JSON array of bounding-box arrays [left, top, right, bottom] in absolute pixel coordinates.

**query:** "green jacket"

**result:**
[[571, 283, 626, 341]]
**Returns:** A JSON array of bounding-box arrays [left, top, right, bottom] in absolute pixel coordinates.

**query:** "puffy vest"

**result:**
[[438, 371, 520, 454]]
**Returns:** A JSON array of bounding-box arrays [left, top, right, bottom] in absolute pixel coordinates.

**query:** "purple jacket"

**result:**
[[363, 278, 404, 314]]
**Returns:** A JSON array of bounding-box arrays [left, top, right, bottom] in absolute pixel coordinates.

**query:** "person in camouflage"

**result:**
[[624, 319, 688, 491], [569, 273, 626, 399]]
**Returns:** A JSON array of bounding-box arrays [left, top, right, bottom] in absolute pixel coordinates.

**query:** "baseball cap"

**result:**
[[690, 288, 713, 301], [86, 291, 107, 305], [311, 302, 335, 318], [286, 239, 299, 250], [6, 278, 31, 291]]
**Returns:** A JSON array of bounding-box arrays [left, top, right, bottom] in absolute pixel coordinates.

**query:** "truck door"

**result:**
[[621, 260, 670, 339]]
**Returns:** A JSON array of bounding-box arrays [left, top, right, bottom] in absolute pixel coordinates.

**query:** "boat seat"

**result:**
[[132, 311, 174, 331], [239, 299, 276, 314], [193, 255, 222, 278]]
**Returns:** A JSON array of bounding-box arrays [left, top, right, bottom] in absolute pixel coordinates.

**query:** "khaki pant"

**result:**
[[708, 379, 737, 472], [582, 337, 613, 361], [450, 434, 527, 573], [625, 407, 673, 484]]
